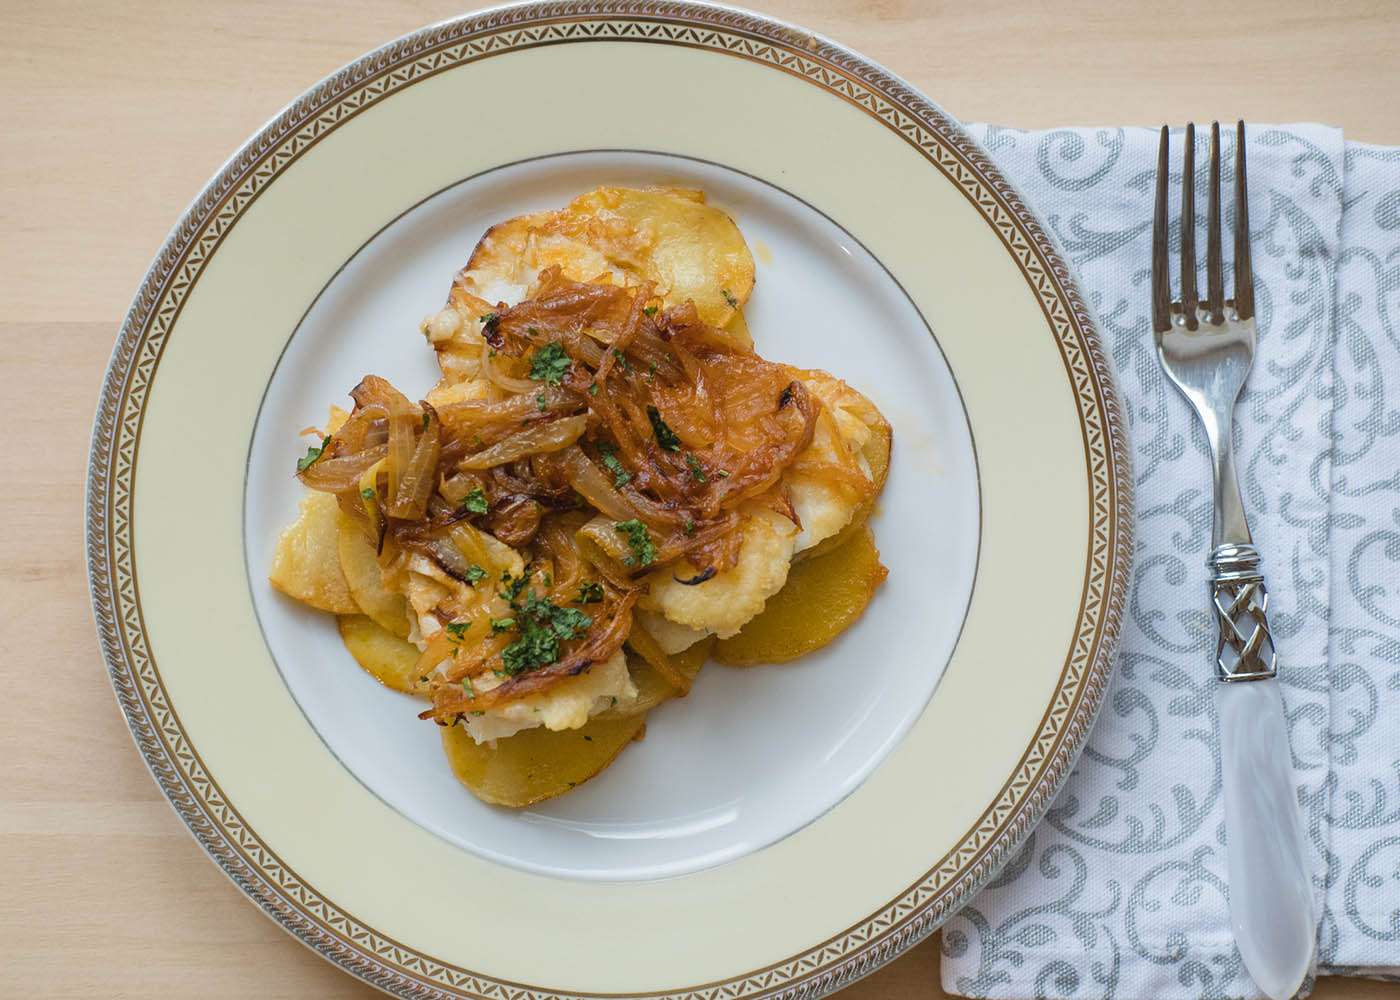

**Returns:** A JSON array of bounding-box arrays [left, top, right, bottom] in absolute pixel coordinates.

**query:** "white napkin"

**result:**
[[941, 124, 1400, 997]]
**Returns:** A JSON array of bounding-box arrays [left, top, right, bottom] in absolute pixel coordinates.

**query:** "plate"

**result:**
[[87, 3, 1132, 997]]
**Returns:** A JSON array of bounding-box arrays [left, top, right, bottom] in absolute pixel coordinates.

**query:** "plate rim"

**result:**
[[86, 2, 1134, 997]]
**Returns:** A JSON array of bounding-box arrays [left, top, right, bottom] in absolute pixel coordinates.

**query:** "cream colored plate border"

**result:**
[[87, 3, 1133, 997]]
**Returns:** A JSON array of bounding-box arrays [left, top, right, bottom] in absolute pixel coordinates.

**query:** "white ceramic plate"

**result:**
[[88, 4, 1132, 997]]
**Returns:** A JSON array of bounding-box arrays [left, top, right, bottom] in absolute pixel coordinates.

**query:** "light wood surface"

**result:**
[[4, 1, 1399, 996]]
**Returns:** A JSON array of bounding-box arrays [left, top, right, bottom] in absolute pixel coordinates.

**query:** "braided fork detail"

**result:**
[[1208, 542, 1277, 681]]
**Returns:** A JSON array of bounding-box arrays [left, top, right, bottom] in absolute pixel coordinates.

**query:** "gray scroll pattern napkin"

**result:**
[[940, 125, 1400, 997]]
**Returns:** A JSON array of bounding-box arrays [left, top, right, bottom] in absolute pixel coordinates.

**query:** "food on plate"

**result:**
[[269, 185, 892, 804]]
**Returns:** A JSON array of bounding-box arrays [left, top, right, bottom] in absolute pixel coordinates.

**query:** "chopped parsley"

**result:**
[[643, 305, 658, 317], [490, 617, 516, 635], [588, 382, 599, 396], [574, 582, 604, 604], [716, 469, 730, 478], [499, 572, 530, 604], [296, 435, 330, 473], [597, 442, 631, 487], [497, 584, 594, 676], [529, 341, 571, 386], [536, 393, 548, 411], [684, 453, 707, 483], [464, 564, 488, 586], [612, 348, 631, 373], [461, 676, 475, 698], [525, 326, 539, 340], [462, 487, 488, 514], [422, 411, 430, 431], [647, 406, 682, 451], [360, 487, 375, 500], [614, 518, 656, 567], [445, 621, 471, 640], [779, 382, 797, 408], [684, 518, 696, 537], [721, 288, 739, 308]]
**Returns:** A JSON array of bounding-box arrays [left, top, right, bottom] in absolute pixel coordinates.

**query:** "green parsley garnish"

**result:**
[[779, 382, 797, 408], [497, 586, 594, 676], [684, 518, 696, 536], [716, 469, 730, 478], [464, 565, 488, 586], [588, 382, 599, 396], [462, 487, 488, 514], [597, 442, 631, 487], [614, 519, 656, 567], [525, 326, 538, 339], [643, 305, 658, 317], [684, 453, 707, 483], [490, 617, 516, 635], [422, 411, 430, 431], [647, 406, 681, 451], [536, 393, 547, 411], [499, 572, 529, 604], [529, 341, 571, 386], [360, 487, 375, 500], [445, 621, 471, 639], [612, 348, 631, 372], [721, 288, 739, 308], [296, 435, 330, 473], [574, 582, 604, 604], [461, 676, 475, 698]]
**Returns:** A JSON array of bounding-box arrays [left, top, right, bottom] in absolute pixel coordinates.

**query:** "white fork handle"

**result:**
[[1216, 678, 1315, 999]]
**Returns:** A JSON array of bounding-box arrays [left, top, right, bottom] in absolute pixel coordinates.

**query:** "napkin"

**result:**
[[940, 124, 1400, 998]]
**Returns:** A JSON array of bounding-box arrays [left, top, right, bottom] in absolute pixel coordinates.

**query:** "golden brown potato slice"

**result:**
[[337, 614, 428, 696], [795, 397, 893, 562], [336, 512, 412, 638], [714, 524, 887, 667], [268, 491, 359, 614], [440, 713, 646, 807], [725, 308, 754, 350], [459, 186, 755, 334]]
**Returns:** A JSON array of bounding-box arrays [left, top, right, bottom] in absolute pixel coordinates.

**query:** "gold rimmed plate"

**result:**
[[87, 3, 1132, 996]]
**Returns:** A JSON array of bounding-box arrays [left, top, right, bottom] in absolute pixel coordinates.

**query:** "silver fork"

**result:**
[[1152, 121, 1314, 999]]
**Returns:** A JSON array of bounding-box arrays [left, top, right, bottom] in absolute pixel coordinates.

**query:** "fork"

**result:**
[[1152, 121, 1315, 999]]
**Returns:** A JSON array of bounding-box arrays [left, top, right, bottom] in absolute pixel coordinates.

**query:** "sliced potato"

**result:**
[[441, 713, 646, 807], [714, 525, 887, 667], [460, 186, 754, 336], [725, 308, 754, 350], [570, 187, 755, 328], [268, 491, 359, 614], [336, 512, 412, 638], [337, 614, 428, 696], [796, 402, 893, 562]]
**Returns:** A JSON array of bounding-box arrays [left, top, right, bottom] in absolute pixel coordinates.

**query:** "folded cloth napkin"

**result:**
[[940, 124, 1400, 998]]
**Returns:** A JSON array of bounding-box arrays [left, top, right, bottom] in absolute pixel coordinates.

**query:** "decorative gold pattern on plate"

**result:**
[[86, 3, 1133, 997]]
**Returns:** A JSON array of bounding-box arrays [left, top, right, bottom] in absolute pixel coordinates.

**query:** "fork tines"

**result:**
[[1151, 120, 1254, 334]]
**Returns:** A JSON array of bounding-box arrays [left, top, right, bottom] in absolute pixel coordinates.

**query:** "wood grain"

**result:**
[[3, 1, 1398, 996]]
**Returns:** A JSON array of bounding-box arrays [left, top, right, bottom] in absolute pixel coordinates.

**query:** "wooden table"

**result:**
[[4, 1, 1398, 995]]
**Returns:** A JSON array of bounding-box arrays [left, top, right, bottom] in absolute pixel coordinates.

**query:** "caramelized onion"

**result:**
[[456, 414, 587, 469]]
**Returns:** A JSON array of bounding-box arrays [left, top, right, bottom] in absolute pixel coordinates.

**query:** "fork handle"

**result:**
[[1205, 405, 1275, 681], [1208, 542, 1276, 681], [1207, 403, 1253, 546]]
